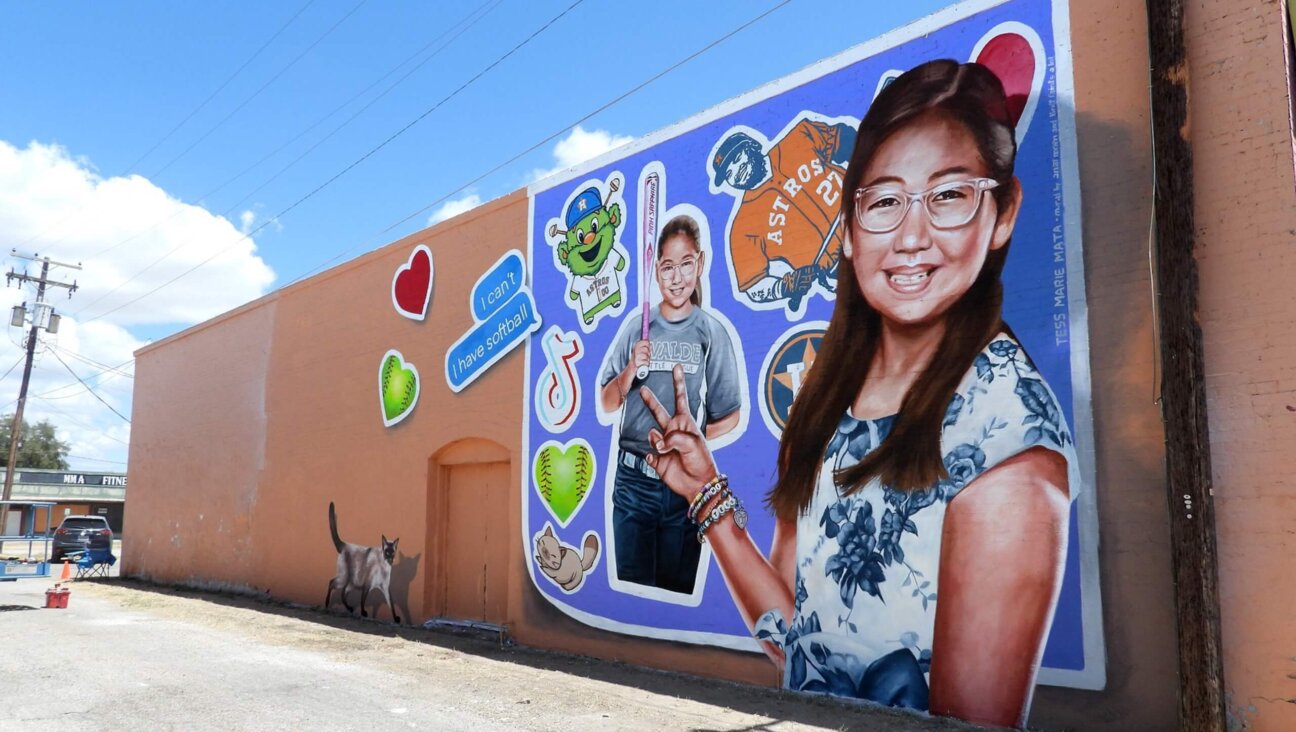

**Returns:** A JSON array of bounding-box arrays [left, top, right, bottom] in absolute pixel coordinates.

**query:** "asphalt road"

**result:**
[[0, 575, 985, 732]]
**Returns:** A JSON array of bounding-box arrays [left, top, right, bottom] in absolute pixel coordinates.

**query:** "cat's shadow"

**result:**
[[388, 550, 422, 625]]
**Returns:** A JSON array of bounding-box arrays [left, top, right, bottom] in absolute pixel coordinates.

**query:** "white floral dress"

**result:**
[[753, 333, 1079, 710]]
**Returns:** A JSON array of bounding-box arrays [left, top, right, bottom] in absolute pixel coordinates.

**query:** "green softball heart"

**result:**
[[533, 439, 595, 526], [379, 350, 420, 427]]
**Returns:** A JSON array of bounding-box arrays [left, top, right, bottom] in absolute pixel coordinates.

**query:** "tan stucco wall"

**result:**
[[1191, 2, 1296, 730], [1023, 0, 1184, 728], [125, 0, 1296, 728], [128, 296, 275, 586]]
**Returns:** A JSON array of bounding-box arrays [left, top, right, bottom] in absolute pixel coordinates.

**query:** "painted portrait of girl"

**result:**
[[599, 212, 745, 594], [635, 60, 1079, 727]]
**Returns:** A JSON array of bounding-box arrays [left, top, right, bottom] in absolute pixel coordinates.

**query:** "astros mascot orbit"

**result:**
[[547, 175, 629, 331]]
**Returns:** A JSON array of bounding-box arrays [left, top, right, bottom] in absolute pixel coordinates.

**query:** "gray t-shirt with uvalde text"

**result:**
[[600, 306, 742, 457]]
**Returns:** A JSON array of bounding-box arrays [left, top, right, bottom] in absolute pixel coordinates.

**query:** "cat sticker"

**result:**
[[325, 502, 401, 623], [533, 524, 599, 593]]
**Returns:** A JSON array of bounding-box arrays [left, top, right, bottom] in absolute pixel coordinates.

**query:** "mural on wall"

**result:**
[[522, 0, 1102, 724]]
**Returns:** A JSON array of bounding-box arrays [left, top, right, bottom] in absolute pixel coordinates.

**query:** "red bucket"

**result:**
[[44, 583, 70, 609]]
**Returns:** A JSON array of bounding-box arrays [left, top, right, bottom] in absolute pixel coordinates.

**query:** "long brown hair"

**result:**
[[769, 60, 1019, 520], [657, 214, 703, 306]]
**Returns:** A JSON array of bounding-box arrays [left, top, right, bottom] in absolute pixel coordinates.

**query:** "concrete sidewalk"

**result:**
[[0, 575, 986, 731]]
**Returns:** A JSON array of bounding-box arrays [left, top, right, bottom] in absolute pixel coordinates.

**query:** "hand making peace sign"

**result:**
[[639, 364, 720, 501]]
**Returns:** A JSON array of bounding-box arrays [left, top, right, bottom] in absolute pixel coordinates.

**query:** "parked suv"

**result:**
[[51, 515, 113, 562]]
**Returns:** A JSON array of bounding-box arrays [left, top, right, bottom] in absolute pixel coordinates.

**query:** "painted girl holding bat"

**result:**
[[599, 209, 744, 594]]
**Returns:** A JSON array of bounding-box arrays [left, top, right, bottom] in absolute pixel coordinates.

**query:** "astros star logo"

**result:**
[[759, 323, 828, 437], [773, 338, 817, 396]]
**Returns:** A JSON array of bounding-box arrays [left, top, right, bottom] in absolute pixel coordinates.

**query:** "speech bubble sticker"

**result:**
[[379, 349, 420, 427], [444, 249, 542, 393], [472, 250, 525, 321], [391, 245, 434, 321]]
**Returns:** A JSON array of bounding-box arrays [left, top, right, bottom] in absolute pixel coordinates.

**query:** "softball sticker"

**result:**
[[379, 349, 420, 427], [533, 438, 595, 527]]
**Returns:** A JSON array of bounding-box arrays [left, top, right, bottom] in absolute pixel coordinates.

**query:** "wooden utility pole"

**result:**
[[0, 252, 79, 534], [1145, 1, 1227, 729]]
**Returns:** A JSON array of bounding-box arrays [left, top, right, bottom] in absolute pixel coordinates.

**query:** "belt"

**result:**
[[619, 450, 660, 480]]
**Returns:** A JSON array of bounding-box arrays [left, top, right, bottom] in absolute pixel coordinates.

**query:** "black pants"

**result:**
[[611, 461, 702, 593]]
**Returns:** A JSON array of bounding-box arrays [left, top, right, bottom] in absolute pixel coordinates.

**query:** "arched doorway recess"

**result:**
[[425, 438, 511, 624]]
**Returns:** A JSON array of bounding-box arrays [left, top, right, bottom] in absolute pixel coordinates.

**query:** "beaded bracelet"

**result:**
[[688, 474, 728, 524], [697, 492, 748, 544]]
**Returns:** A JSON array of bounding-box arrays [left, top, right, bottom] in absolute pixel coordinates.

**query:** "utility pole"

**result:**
[[0, 251, 79, 534], [1146, 0, 1226, 729]]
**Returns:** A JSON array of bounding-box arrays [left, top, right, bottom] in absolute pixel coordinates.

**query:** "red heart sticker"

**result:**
[[973, 24, 1044, 142], [392, 245, 433, 320]]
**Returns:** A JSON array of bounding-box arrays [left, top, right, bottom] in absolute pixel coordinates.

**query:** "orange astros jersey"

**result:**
[[729, 119, 846, 292]]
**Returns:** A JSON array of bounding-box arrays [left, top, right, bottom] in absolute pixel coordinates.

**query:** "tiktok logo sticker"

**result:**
[[758, 321, 828, 438], [535, 326, 584, 433]]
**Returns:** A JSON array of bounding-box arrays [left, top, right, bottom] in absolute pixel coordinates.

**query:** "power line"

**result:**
[[48, 349, 133, 379], [129, 0, 322, 176], [0, 354, 25, 383], [18, 0, 321, 252], [30, 368, 130, 401], [289, 0, 794, 285], [66, 454, 128, 466], [215, 0, 509, 221], [146, 0, 373, 182], [72, 0, 505, 316], [26, 349, 132, 400], [47, 349, 130, 424], [28, 400, 130, 446], [77, 0, 588, 325], [77, 0, 500, 268]]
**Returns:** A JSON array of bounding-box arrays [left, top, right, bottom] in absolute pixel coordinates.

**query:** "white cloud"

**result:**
[[427, 193, 483, 226], [0, 316, 139, 472], [528, 126, 634, 183], [0, 140, 276, 328], [0, 139, 279, 470]]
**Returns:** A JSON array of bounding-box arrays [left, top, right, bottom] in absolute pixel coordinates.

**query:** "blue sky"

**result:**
[[0, 0, 959, 468]]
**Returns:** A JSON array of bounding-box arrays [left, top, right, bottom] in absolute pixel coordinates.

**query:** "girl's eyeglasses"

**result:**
[[854, 178, 1000, 233], [658, 258, 697, 280]]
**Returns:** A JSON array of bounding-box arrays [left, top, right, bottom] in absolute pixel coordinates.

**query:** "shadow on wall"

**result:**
[[389, 550, 422, 624], [1025, 106, 1178, 729]]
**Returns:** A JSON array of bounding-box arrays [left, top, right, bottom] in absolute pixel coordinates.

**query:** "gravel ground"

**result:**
[[0, 575, 988, 732]]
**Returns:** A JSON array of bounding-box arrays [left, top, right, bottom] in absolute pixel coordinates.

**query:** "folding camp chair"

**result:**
[[74, 548, 116, 579]]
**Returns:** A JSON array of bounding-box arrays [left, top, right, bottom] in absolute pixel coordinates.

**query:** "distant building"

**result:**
[[1, 468, 127, 535]]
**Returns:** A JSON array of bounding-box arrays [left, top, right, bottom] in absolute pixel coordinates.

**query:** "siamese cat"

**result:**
[[534, 525, 599, 592], [325, 502, 400, 623]]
